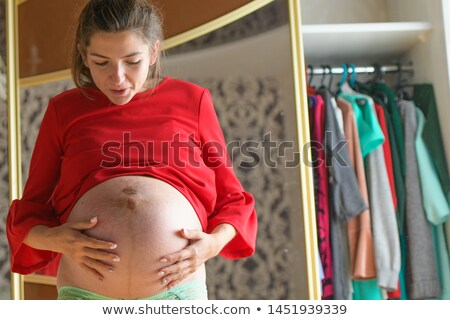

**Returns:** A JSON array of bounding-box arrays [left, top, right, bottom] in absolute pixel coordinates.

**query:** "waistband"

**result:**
[[57, 278, 207, 300]]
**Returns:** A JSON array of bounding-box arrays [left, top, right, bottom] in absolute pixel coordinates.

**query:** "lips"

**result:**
[[110, 88, 130, 96]]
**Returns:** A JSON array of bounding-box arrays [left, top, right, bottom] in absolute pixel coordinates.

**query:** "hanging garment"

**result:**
[[447, 222, 450, 270], [369, 84, 406, 175], [374, 102, 401, 299], [415, 108, 450, 225], [374, 103, 397, 212], [430, 226, 450, 300], [319, 87, 367, 299], [363, 117, 400, 292], [309, 95, 334, 299], [336, 97, 376, 280], [357, 82, 406, 236], [413, 84, 450, 257], [340, 83, 400, 292], [339, 91, 385, 158], [330, 95, 345, 133], [317, 250, 325, 298], [398, 100, 440, 299], [357, 81, 408, 299], [413, 85, 450, 199], [336, 97, 382, 301], [319, 88, 367, 221], [415, 107, 450, 300]]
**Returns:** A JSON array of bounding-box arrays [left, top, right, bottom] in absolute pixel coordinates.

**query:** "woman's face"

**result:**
[[83, 31, 159, 105]]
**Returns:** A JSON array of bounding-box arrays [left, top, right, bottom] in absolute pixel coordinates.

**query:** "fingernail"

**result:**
[[157, 271, 165, 276], [110, 243, 117, 249], [90, 217, 97, 223], [160, 258, 168, 263], [161, 279, 167, 285], [108, 268, 114, 273], [113, 256, 120, 262], [183, 229, 189, 235]]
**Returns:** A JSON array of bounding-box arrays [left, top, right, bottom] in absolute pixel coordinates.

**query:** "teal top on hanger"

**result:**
[[338, 83, 385, 158]]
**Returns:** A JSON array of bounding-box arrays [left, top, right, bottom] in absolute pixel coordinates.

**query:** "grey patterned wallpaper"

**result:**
[[0, 0, 292, 299], [0, 0, 5, 63], [0, 0, 10, 298], [200, 77, 294, 299], [168, 1, 288, 55]]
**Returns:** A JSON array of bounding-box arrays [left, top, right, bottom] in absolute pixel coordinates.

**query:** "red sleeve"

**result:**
[[198, 89, 257, 259], [6, 98, 63, 274]]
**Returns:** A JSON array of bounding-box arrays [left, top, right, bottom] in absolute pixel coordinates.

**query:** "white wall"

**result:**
[[300, 0, 389, 24], [300, 0, 450, 172]]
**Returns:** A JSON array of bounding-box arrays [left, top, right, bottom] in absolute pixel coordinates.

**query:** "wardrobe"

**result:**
[[301, 0, 450, 160], [300, 0, 450, 300]]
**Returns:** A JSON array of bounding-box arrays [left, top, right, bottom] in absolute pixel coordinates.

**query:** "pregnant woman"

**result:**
[[7, 0, 257, 300]]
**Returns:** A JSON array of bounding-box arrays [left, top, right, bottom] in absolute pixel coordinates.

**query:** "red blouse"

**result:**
[[7, 77, 257, 274]]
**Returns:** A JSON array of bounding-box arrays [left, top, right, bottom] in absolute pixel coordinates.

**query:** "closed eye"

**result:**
[[94, 61, 108, 66], [127, 60, 142, 65]]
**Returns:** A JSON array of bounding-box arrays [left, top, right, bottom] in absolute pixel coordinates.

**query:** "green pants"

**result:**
[[57, 278, 208, 300]]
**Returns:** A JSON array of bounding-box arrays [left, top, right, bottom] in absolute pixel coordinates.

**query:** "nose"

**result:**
[[110, 63, 126, 85]]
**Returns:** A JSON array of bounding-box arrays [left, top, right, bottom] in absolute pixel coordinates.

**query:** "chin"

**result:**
[[108, 95, 133, 106], [112, 99, 131, 105]]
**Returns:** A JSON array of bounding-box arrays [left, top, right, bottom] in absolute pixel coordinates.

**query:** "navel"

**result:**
[[127, 197, 137, 210]]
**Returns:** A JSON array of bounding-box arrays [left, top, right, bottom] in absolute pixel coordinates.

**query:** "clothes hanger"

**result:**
[[347, 63, 357, 89], [395, 62, 414, 101], [326, 65, 334, 91], [367, 62, 389, 105], [319, 64, 333, 90], [374, 62, 384, 83], [336, 63, 348, 95], [320, 64, 327, 88], [338, 63, 348, 87], [308, 65, 314, 87], [346, 63, 369, 106]]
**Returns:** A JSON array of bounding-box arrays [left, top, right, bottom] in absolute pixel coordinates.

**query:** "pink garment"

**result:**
[[336, 97, 376, 279], [309, 95, 333, 298]]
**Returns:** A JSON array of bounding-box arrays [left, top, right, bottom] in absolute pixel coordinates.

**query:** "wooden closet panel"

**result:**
[[24, 283, 57, 300], [18, 0, 252, 78]]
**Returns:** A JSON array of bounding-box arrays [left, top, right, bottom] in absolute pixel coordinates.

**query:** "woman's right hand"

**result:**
[[47, 217, 119, 281]]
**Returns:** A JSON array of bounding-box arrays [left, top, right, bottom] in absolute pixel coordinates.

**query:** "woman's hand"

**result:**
[[157, 224, 237, 289], [45, 217, 120, 281]]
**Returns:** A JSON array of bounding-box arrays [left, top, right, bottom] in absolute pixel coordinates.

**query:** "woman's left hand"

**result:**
[[157, 228, 221, 289]]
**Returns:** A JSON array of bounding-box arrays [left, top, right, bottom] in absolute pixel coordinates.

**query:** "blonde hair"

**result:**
[[71, 0, 163, 91]]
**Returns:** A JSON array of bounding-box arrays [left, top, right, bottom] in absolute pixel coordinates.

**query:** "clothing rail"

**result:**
[[307, 64, 414, 75]]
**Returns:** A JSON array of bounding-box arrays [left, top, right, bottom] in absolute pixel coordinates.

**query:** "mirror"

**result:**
[[4, 0, 318, 300], [5, 0, 449, 302]]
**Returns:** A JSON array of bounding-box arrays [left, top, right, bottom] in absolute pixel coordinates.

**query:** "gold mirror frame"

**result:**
[[6, 0, 319, 300]]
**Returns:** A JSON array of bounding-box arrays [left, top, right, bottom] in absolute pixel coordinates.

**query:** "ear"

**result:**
[[149, 40, 160, 66]]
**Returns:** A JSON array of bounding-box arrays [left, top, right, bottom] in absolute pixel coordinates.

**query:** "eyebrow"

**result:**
[[88, 52, 143, 59]]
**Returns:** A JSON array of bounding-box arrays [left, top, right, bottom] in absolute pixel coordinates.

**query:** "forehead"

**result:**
[[87, 31, 150, 54]]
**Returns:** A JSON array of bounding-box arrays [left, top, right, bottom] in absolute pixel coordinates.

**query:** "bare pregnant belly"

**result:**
[[57, 175, 205, 299]]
